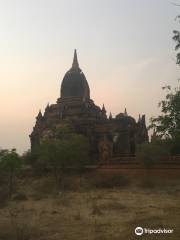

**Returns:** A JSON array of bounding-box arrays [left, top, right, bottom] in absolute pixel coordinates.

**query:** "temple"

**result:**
[[30, 50, 148, 162]]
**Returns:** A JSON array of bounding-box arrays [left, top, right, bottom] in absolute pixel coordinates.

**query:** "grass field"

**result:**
[[0, 172, 180, 240]]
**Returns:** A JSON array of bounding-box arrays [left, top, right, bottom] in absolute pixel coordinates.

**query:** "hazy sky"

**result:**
[[0, 0, 180, 153]]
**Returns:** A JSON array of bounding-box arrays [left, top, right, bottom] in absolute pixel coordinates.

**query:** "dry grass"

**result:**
[[0, 174, 179, 239], [90, 173, 130, 188], [0, 204, 41, 240]]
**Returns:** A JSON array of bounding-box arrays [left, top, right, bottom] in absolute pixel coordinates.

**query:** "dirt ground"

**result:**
[[0, 173, 180, 240]]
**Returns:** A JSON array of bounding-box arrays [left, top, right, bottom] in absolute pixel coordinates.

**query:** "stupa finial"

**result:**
[[72, 49, 79, 69]]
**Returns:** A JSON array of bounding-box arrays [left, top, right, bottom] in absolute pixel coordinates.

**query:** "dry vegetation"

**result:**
[[0, 171, 180, 240]]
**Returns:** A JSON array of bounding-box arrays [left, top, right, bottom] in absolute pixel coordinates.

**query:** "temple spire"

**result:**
[[36, 110, 43, 121], [109, 112, 112, 119], [102, 104, 106, 113], [72, 49, 79, 69], [124, 108, 127, 116], [38, 110, 42, 116], [45, 103, 50, 110]]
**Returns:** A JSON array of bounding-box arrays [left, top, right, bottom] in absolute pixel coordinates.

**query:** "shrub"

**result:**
[[21, 150, 38, 167], [0, 149, 22, 197], [137, 141, 170, 168], [37, 131, 90, 188]]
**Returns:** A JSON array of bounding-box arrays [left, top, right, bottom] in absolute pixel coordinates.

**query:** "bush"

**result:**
[[21, 150, 39, 167], [36, 131, 90, 188], [0, 149, 22, 197], [137, 141, 170, 168]]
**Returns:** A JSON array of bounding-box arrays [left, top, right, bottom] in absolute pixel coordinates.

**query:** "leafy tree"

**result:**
[[22, 149, 39, 167], [0, 149, 22, 197], [173, 14, 180, 65], [39, 139, 67, 185], [149, 85, 180, 138], [67, 134, 89, 176], [149, 84, 180, 154], [38, 131, 89, 187], [148, 17, 180, 154]]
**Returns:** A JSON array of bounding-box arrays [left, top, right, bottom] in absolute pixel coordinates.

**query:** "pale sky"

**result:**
[[0, 0, 180, 153]]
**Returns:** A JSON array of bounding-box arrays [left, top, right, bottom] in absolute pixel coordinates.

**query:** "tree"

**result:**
[[173, 14, 180, 64], [149, 84, 180, 154], [38, 131, 89, 187], [0, 149, 22, 197], [149, 85, 180, 137], [148, 13, 180, 155], [67, 134, 90, 176], [21, 149, 39, 167]]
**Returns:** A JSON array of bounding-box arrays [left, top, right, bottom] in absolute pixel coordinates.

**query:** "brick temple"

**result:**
[[30, 50, 148, 162]]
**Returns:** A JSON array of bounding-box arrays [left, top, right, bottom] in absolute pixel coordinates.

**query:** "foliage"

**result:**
[[0, 149, 22, 197], [54, 124, 74, 139], [173, 15, 180, 65], [37, 127, 90, 186], [149, 85, 180, 139], [149, 14, 180, 154], [149, 84, 180, 154], [0, 149, 22, 172], [136, 141, 170, 168], [21, 150, 38, 166], [67, 134, 90, 172]]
